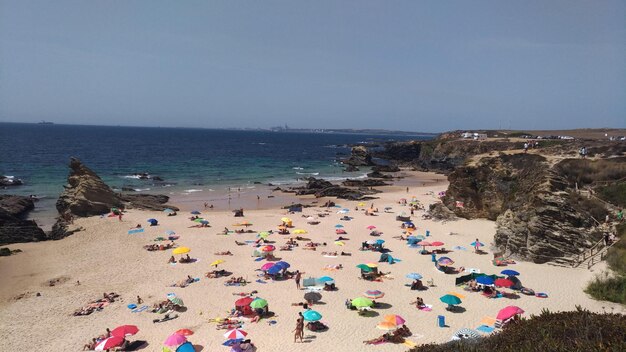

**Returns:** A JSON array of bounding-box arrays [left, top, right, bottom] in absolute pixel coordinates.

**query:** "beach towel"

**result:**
[[480, 316, 497, 326], [403, 340, 417, 347], [132, 305, 149, 313], [255, 279, 267, 284], [476, 325, 495, 333], [128, 228, 144, 235], [453, 246, 467, 251], [536, 292, 548, 298], [254, 257, 264, 262], [388, 255, 401, 264], [323, 255, 338, 258]]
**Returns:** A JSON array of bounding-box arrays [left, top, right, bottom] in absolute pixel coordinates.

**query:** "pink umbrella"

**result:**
[[416, 241, 432, 246], [366, 225, 376, 230], [431, 241, 444, 246], [95, 336, 124, 351], [497, 306, 525, 321], [164, 333, 187, 347], [111, 325, 139, 337], [383, 314, 406, 326], [261, 262, 274, 271], [495, 278, 514, 288]]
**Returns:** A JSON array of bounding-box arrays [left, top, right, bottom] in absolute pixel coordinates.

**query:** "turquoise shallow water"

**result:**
[[0, 123, 430, 222]]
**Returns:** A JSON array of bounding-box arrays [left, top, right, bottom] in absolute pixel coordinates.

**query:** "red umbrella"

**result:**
[[235, 297, 254, 307], [95, 336, 124, 351], [495, 278, 514, 288], [416, 241, 432, 246], [431, 241, 444, 246], [176, 328, 194, 336], [110, 325, 139, 337]]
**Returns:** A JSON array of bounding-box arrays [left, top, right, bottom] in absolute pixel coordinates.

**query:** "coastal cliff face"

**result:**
[[442, 153, 609, 264], [0, 195, 46, 245]]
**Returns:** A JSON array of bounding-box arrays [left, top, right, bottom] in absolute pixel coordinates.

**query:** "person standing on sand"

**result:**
[[204, 202, 208, 209], [118, 213, 123, 221], [294, 313, 304, 342], [295, 270, 302, 290], [474, 238, 480, 253], [406, 187, 409, 193]]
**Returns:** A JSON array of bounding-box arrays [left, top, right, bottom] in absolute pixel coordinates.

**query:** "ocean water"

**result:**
[[1, 123, 429, 220]]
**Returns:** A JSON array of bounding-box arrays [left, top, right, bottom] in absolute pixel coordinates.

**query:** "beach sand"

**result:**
[[0, 171, 623, 351]]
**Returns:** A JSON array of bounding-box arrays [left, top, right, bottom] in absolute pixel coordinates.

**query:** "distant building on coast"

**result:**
[[461, 132, 487, 140]]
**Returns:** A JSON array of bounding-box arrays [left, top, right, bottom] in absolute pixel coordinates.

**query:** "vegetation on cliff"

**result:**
[[410, 308, 626, 352], [586, 222, 626, 304]]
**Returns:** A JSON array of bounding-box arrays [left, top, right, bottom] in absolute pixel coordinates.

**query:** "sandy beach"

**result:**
[[0, 171, 623, 351]]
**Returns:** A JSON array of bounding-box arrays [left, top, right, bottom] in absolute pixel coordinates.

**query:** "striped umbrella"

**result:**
[[95, 336, 124, 351], [364, 290, 385, 299], [437, 257, 454, 266], [168, 297, 184, 306], [454, 328, 481, 339], [224, 328, 248, 340]]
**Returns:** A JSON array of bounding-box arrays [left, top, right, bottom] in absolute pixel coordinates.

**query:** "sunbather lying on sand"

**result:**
[[235, 240, 246, 246], [205, 270, 229, 278], [214, 251, 233, 255], [178, 254, 195, 263], [153, 313, 178, 323], [225, 277, 248, 285]]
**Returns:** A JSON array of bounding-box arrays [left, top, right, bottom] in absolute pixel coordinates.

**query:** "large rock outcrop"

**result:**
[[56, 158, 124, 217], [441, 153, 607, 264], [0, 196, 46, 245], [343, 146, 374, 166], [287, 177, 379, 200]]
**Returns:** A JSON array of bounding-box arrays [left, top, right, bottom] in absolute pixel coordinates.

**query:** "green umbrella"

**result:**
[[439, 294, 462, 305], [194, 218, 205, 223], [351, 297, 374, 308], [258, 232, 270, 239], [250, 298, 268, 309], [356, 264, 373, 272], [168, 297, 185, 306]]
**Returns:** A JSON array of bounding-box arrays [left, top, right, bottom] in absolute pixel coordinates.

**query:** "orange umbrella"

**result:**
[[176, 328, 194, 336]]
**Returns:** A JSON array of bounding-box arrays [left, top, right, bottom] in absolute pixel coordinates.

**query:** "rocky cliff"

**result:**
[[0, 195, 46, 245], [442, 153, 609, 264], [343, 146, 374, 166]]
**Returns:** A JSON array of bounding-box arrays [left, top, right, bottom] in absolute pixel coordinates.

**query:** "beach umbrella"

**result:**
[[193, 218, 204, 223], [501, 269, 520, 276], [274, 261, 290, 269], [241, 220, 252, 226], [258, 231, 270, 239], [334, 241, 345, 246], [366, 225, 376, 230], [375, 239, 385, 245], [440, 294, 462, 305], [147, 218, 158, 225], [470, 241, 484, 247], [168, 297, 185, 306], [281, 217, 291, 223], [384, 314, 406, 326], [417, 241, 432, 246], [404, 222, 414, 226], [406, 273, 423, 280], [304, 291, 322, 303], [358, 202, 366, 207], [163, 208, 175, 213], [175, 329, 194, 336], [223, 339, 243, 347], [356, 264, 373, 272], [351, 297, 374, 308], [334, 224, 344, 228], [318, 276, 334, 283], [199, 220, 209, 225], [366, 263, 378, 268], [191, 210, 201, 215], [414, 235, 426, 240], [497, 306, 525, 321], [165, 230, 176, 235], [293, 229, 307, 234], [476, 276, 494, 285], [495, 278, 514, 288], [267, 265, 282, 275], [172, 247, 191, 255], [366, 240, 377, 245], [376, 321, 397, 330], [447, 292, 466, 299], [260, 263, 274, 271], [224, 328, 248, 340], [437, 257, 454, 266], [260, 245, 276, 252], [235, 297, 254, 307], [210, 259, 225, 267], [302, 310, 322, 321], [364, 290, 385, 299], [94, 336, 124, 351], [177, 342, 195, 352], [164, 333, 187, 347], [454, 328, 481, 339], [431, 241, 445, 246], [110, 325, 139, 338], [250, 298, 268, 309]]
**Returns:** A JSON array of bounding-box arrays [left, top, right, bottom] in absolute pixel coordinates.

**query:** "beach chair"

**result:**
[[437, 315, 446, 327]]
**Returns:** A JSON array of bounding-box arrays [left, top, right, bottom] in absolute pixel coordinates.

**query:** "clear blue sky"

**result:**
[[1, 1, 624, 132]]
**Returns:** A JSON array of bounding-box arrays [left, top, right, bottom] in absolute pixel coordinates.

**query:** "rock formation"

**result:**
[[343, 146, 374, 166], [288, 177, 378, 200], [0, 196, 46, 245], [0, 175, 24, 186], [342, 179, 389, 187]]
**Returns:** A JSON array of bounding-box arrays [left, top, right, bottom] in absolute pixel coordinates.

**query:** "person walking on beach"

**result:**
[[474, 238, 480, 253], [293, 313, 304, 342], [295, 270, 302, 290], [118, 213, 123, 221]]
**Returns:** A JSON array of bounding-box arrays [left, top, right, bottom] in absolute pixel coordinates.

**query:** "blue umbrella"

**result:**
[[163, 208, 175, 213], [404, 222, 414, 226], [222, 339, 243, 347], [335, 224, 344, 228], [165, 230, 176, 235], [406, 273, 423, 280], [176, 342, 195, 352], [375, 239, 385, 245], [318, 276, 334, 282], [274, 261, 290, 269], [476, 276, 494, 285], [302, 310, 322, 321], [200, 220, 209, 225], [470, 241, 484, 247], [501, 269, 520, 276], [191, 210, 201, 215], [147, 219, 158, 225], [267, 265, 282, 275]]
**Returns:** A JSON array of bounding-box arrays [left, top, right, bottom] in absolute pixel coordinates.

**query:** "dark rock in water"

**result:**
[[288, 177, 377, 200], [56, 157, 124, 217], [121, 187, 137, 192], [342, 179, 389, 187], [152, 176, 164, 181], [343, 165, 360, 172], [372, 165, 400, 173], [253, 181, 262, 184], [0, 176, 24, 186], [0, 207, 46, 245], [119, 194, 179, 211], [366, 171, 393, 179], [343, 146, 374, 166], [0, 195, 35, 218]]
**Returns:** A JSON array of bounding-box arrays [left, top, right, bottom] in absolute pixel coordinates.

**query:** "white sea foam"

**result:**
[[292, 167, 304, 170], [183, 189, 203, 193], [134, 188, 151, 192], [296, 172, 319, 176]]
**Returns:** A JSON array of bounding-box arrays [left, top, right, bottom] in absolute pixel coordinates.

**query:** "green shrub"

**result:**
[[596, 182, 626, 207]]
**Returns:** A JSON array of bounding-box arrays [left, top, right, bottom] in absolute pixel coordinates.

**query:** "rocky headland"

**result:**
[[0, 195, 46, 245]]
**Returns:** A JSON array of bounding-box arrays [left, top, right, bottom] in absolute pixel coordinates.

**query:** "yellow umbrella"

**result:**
[[172, 247, 191, 255], [334, 241, 345, 246], [281, 217, 292, 223], [447, 291, 466, 299], [358, 202, 366, 207], [366, 263, 378, 268], [293, 229, 307, 234], [210, 259, 225, 267]]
